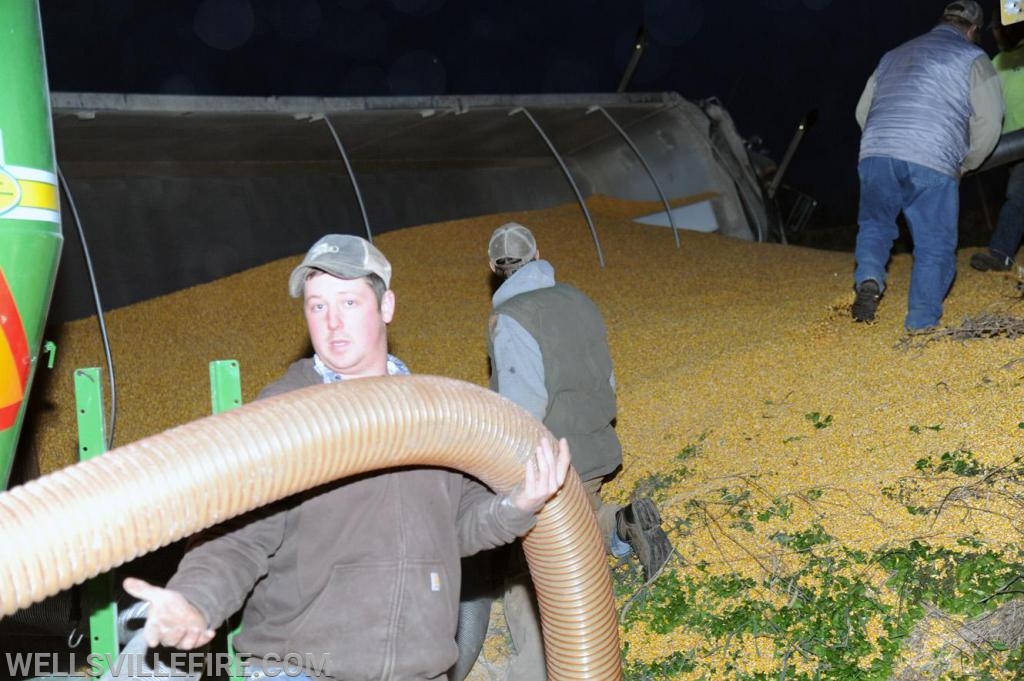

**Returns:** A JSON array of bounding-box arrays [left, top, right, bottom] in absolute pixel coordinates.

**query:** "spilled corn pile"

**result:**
[[25, 196, 1024, 678]]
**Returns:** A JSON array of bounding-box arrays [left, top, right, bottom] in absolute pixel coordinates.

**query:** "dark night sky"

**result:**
[[37, 0, 998, 238]]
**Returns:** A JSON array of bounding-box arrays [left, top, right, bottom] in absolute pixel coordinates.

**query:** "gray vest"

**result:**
[[860, 24, 983, 177], [489, 283, 622, 481]]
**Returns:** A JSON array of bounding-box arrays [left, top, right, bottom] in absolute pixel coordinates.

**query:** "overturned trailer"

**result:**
[[3, 14, 796, 677], [48, 90, 777, 322]]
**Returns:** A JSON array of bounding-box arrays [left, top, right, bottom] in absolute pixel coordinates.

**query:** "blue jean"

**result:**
[[989, 161, 1024, 261], [854, 157, 959, 330]]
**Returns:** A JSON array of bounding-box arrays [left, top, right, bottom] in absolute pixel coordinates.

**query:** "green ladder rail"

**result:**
[[64, 360, 245, 680], [209, 360, 246, 681], [74, 368, 117, 679]]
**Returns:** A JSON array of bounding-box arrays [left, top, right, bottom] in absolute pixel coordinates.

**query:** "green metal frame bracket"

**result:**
[[74, 368, 116, 678], [209, 360, 246, 681], [60, 361, 246, 679], [209, 359, 242, 415]]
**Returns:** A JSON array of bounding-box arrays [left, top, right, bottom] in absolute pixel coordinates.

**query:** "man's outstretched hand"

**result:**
[[121, 577, 216, 650], [511, 436, 572, 513]]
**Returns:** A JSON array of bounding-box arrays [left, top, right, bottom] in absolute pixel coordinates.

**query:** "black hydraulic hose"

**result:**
[[449, 596, 493, 681], [974, 128, 1024, 174], [57, 166, 117, 450]]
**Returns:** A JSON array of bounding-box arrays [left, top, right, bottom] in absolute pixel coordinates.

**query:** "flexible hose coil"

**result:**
[[0, 375, 622, 679]]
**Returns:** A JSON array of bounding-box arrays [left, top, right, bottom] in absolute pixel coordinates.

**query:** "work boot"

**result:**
[[969, 250, 1013, 272], [615, 498, 673, 580], [852, 279, 881, 323]]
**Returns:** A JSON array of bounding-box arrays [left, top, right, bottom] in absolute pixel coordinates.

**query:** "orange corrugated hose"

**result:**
[[0, 375, 622, 680]]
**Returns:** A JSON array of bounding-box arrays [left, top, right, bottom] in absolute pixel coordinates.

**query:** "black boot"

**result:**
[[852, 279, 881, 323], [970, 250, 1013, 272], [615, 498, 673, 580]]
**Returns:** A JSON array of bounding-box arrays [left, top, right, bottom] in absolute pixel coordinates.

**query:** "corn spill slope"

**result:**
[[27, 196, 1024, 677]]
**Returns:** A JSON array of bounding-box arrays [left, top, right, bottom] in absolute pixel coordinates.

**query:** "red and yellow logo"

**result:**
[[0, 267, 29, 430]]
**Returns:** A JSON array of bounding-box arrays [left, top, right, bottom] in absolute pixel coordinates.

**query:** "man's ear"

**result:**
[[489, 261, 496, 273], [381, 289, 396, 324]]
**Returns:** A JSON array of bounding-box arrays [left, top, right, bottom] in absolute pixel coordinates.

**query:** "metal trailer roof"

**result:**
[[49, 91, 764, 321]]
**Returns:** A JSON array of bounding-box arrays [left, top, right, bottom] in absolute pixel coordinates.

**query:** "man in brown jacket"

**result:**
[[121, 234, 570, 681]]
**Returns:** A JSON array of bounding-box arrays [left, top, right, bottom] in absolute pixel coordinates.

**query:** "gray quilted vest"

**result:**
[[489, 283, 622, 481], [860, 24, 984, 177]]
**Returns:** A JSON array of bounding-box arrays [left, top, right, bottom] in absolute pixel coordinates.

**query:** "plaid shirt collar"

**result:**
[[313, 353, 410, 383]]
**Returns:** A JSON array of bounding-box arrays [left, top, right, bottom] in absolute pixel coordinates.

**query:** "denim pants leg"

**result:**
[[902, 163, 959, 330], [854, 157, 904, 290], [990, 161, 1024, 261], [580, 477, 625, 556]]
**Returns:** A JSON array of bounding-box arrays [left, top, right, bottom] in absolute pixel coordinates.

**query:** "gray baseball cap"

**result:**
[[943, 0, 984, 29], [488, 222, 537, 264], [288, 234, 392, 298]]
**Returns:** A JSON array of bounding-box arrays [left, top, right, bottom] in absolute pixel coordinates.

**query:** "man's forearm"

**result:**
[[456, 480, 537, 556]]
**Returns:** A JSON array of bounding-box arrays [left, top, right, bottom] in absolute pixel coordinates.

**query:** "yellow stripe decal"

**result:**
[[0, 165, 59, 222], [17, 179, 58, 210]]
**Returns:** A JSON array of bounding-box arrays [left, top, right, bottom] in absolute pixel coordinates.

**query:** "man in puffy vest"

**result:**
[[852, 0, 1003, 330], [483, 221, 673, 678], [970, 10, 1024, 272]]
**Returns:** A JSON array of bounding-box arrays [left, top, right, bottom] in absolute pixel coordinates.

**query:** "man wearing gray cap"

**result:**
[[119, 234, 571, 681], [851, 0, 1004, 330], [480, 222, 672, 678]]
